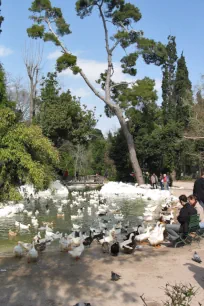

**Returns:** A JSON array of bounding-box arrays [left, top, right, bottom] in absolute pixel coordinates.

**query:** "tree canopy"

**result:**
[[37, 72, 96, 147], [0, 65, 59, 201]]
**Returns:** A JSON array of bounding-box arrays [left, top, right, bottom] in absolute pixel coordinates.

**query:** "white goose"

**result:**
[[27, 241, 38, 262], [13, 242, 24, 258], [72, 224, 81, 231], [148, 224, 165, 246], [135, 226, 152, 242], [99, 229, 115, 245], [15, 221, 30, 231], [35, 210, 39, 216]]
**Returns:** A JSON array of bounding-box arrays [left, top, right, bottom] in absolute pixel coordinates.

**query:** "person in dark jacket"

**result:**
[[193, 171, 204, 208], [166, 194, 197, 243]]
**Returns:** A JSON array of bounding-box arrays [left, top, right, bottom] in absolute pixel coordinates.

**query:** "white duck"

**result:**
[[68, 241, 84, 259], [45, 225, 53, 232], [114, 213, 124, 221], [13, 242, 24, 258], [57, 206, 63, 213], [59, 236, 72, 251], [27, 241, 38, 262], [135, 226, 152, 242], [27, 211, 33, 217], [148, 224, 165, 246], [35, 210, 39, 216], [99, 229, 115, 245], [33, 232, 41, 243], [164, 211, 174, 222], [72, 224, 81, 231], [15, 221, 30, 231], [71, 215, 82, 221], [19, 241, 32, 252]]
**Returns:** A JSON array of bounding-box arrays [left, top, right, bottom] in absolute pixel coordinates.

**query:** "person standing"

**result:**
[[76, 171, 79, 181], [150, 173, 158, 189], [159, 174, 164, 190], [166, 195, 197, 243], [163, 174, 168, 190], [193, 171, 204, 208], [188, 194, 204, 228]]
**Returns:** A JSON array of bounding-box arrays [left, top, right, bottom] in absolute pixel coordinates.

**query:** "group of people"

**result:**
[[166, 171, 204, 244], [150, 173, 172, 190]]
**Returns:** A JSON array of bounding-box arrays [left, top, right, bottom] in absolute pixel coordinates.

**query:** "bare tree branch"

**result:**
[[23, 41, 43, 122]]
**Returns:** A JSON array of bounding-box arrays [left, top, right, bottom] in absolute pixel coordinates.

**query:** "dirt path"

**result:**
[[0, 239, 203, 306], [170, 180, 194, 198]]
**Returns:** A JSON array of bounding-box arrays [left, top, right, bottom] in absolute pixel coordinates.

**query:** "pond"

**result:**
[[0, 190, 148, 256]]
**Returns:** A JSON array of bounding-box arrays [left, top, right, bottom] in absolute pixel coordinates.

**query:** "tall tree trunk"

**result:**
[[115, 107, 144, 185], [43, 13, 145, 185], [29, 81, 34, 123]]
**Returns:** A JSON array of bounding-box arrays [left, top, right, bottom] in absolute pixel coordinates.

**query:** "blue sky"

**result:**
[[1, 0, 204, 133]]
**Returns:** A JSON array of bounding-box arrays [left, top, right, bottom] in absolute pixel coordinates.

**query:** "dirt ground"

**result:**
[[0, 180, 203, 306], [171, 180, 194, 198]]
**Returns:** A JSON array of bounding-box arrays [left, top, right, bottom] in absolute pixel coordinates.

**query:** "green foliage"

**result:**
[[163, 283, 198, 306], [174, 53, 193, 126], [109, 129, 133, 181], [113, 77, 157, 110], [137, 37, 167, 66], [56, 53, 77, 72], [121, 52, 138, 75], [30, 0, 51, 12], [0, 108, 59, 201], [0, 64, 16, 109], [55, 16, 71, 35], [28, 0, 72, 42], [37, 72, 96, 147], [162, 36, 178, 124], [27, 24, 45, 39], [112, 3, 142, 25], [43, 33, 60, 45]]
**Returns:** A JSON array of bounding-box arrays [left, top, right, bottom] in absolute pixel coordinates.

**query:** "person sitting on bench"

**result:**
[[188, 194, 204, 229], [166, 195, 197, 243]]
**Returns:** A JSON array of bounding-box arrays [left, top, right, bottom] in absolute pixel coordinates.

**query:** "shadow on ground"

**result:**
[[0, 242, 169, 306]]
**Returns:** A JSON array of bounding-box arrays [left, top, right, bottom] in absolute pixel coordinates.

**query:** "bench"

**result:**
[[174, 214, 201, 248]]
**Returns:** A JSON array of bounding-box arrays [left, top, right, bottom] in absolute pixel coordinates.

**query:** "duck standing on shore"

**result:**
[[13, 242, 24, 258], [110, 239, 120, 256]]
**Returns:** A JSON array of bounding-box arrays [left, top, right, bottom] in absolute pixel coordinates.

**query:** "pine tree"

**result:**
[[174, 53, 193, 126], [161, 36, 177, 124], [0, 64, 7, 107]]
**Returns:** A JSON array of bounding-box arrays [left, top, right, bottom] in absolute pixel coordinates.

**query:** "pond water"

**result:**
[[0, 190, 147, 256]]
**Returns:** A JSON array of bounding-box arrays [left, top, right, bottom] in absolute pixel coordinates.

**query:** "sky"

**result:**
[[1, 0, 204, 134]]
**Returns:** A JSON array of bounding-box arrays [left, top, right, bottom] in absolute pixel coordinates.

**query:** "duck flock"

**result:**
[[1, 182, 178, 262]]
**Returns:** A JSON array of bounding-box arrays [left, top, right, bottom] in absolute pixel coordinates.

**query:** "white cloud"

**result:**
[[0, 45, 13, 57], [47, 49, 85, 60], [47, 50, 62, 60], [70, 87, 91, 98], [60, 58, 134, 84]]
